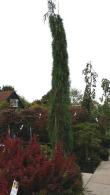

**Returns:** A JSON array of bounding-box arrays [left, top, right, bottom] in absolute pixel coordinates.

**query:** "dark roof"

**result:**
[[0, 91, 14, 101]]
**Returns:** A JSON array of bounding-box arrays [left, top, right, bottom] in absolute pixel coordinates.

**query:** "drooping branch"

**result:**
[[44, 0, 56, 21]]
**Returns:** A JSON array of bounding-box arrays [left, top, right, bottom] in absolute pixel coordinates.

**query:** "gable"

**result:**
[[0, 91, 24, 108]]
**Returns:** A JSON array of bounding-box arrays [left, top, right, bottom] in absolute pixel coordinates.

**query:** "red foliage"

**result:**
[[70, 106, 88, 125], [0, 137, 79, 194], [0, 106, 88, 142], [0, 176, 8, 195], [0, 108, 48, 142]]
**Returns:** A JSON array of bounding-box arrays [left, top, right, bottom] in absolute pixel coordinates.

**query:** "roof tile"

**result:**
[[0, 91, 13, 101]]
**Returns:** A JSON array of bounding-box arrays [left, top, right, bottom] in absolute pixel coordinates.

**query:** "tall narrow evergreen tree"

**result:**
[[47, 2, 73, 153]]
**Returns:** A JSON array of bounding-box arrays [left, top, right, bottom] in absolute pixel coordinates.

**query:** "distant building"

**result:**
[[0, 91, 24, 108]]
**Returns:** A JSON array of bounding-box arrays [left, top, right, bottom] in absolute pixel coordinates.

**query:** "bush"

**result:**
[[0, 101, 9, 110], [70, 106, 88, 125], [100, 148, 109, 161], [101, 135, 110, 148], [99, 135, 110, 161], [0, 137, 83, 195], [73, 122, 101, 172], [0, 108, 49, 143]]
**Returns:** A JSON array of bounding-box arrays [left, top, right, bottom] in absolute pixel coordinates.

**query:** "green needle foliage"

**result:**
[[48, 14, 73, 153]]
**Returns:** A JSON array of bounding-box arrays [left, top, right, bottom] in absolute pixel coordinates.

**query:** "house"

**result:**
[[0, 91, 24, 108]]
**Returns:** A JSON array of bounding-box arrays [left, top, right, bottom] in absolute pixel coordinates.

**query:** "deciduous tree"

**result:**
[[82, 62, 98, 116]]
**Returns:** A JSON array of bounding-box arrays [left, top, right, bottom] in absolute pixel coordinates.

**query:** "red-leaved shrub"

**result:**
[[70, 106, 88, 125], [0, 137, 82, 195]]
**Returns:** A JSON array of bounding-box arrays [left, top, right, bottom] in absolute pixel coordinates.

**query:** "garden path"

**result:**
[[83, 161, 110, 195]]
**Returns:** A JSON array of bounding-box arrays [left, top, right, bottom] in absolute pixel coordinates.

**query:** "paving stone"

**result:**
[[83, 161, 110, 195], [97, 161, 110, 169], [82, 173, 93, 187], [90, 172, 110, 185], [85, 183, 110, 195]]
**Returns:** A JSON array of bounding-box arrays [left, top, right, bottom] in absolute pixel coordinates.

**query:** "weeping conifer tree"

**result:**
[[47, 7, 73, 153]]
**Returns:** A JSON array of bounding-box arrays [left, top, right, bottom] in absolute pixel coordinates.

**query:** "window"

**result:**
[[10, 99, 19, 108]]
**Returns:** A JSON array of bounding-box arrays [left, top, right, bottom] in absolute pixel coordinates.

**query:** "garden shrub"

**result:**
[[101, 135, 110, 148], [99, 135, 110, 161], [100, 147, 109, 161], [0, 108, 49, 143], [0, 137, 83, 195], [73, 122, 101, 172], [70, 106, 88, 125]]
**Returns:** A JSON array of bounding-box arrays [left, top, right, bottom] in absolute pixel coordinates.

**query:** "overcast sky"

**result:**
[[0, 0, 110, 102]]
